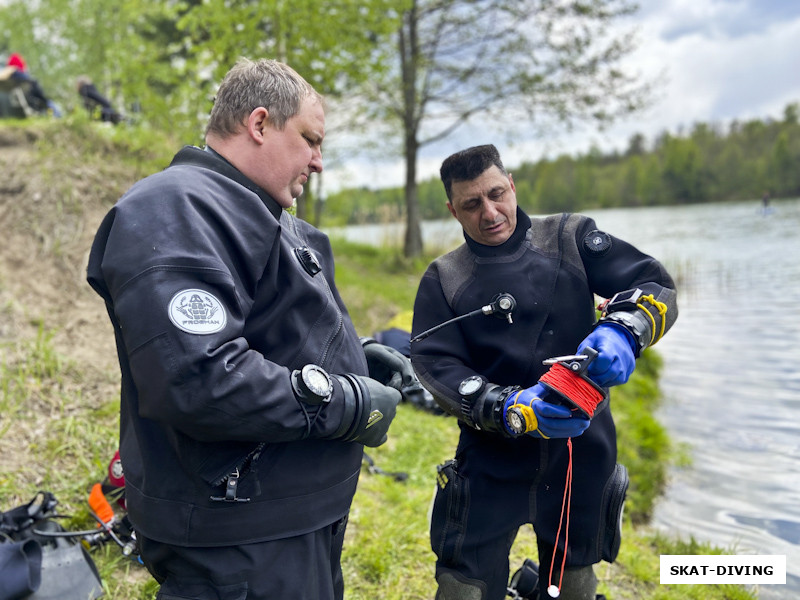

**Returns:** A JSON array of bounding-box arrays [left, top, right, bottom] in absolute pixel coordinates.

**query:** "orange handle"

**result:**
[[88, 483, 115, 525]]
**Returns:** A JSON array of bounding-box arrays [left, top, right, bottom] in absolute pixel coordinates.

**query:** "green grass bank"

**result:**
[[0, 118, 757, 599]]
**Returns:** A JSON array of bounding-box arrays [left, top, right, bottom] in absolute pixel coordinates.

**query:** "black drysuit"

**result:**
[[87, 146, 370, 593], [411, 209, 677, 599]]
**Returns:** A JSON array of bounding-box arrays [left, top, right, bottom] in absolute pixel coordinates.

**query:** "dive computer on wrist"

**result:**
[[292, 364, 334, 405]]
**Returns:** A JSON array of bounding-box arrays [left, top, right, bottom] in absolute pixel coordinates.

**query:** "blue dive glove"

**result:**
[[577, 324, 636, 387], [503, 383, 590, 438]]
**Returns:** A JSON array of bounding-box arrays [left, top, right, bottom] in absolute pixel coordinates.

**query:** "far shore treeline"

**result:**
[[323, 102, 800, 226]]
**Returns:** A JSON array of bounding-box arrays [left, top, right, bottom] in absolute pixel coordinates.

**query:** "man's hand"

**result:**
[[362, 339, 425, 403], [331, 374, 401, 447], [503, 383, 590, 438], [351, 376, 401, 447], [577, 324, 636, 387]]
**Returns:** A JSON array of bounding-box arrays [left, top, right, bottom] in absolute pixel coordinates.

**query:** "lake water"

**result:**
[[328, 197, 800, 598], [596, 199, 800, 600]]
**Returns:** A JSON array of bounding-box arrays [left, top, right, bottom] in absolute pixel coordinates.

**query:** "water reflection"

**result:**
[[588, 199, 800, 600]]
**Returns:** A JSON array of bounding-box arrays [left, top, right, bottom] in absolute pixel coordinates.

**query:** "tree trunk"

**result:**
[[312, 172, 325, 228], [296, 189, 309, 222], [401, 1, 423, 258], [403, 134, 423, 257]]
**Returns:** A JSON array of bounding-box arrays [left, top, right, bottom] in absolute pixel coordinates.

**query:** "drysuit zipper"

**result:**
[[210, 443, 265, 503]]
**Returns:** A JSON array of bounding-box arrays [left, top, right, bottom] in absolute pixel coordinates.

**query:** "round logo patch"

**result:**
[[583, 230, 612, 256], [168, 289, 227, 334]]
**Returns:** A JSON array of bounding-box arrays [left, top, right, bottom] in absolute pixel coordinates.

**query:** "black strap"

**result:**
[[362, 452, 408, 482], [0, 491, 58, 538]]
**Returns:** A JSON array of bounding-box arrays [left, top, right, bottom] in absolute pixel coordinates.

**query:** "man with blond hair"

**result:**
[[88, 58, 408, 600]]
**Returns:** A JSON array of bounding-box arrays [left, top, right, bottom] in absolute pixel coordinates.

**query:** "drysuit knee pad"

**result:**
[[435, 571, 486, 600], [554, 565, 598, 600]]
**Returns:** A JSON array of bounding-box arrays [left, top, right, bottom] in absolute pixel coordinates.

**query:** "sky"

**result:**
[[322, 0, 800, 194]]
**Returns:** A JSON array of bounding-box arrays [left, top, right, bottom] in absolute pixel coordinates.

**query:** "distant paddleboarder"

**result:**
[[761, 191, 774, 216]]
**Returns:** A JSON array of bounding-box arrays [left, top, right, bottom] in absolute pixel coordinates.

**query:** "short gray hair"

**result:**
[[205, 58, 322, 138]]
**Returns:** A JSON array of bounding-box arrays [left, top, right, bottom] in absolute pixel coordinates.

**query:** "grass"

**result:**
[[0, 323, 113, 501], [0, 323, 65, 441], [0, 123, 757, 599], [613, 349, 672, 525], [330, 237, 434, 337], [0, 240, 757, 599]]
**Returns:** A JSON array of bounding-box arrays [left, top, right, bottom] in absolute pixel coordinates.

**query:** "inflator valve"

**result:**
[[483, 292, 517, 324], [411, 292, 517, 343]]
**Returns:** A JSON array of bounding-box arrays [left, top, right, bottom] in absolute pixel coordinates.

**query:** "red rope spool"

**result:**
[[539, 362, 605, 419]]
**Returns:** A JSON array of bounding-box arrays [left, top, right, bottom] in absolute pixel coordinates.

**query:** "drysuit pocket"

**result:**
[[192, 442, 261, 488], [599, 462, 629, 563], [195, 442, 273, 503], [430, 459, 470, 566]]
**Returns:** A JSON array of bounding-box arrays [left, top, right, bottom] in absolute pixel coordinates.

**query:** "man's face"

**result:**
[[256, 96, 324, 208], [447, 166, 518, 246]]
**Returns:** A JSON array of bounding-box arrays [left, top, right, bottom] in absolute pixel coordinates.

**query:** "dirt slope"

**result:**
[[0, 123, 139, 478], [0, 126, 126, 364]]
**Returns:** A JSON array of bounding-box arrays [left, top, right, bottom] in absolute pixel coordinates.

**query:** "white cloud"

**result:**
[[635, 3, 800, 123], [322, 0, 800, 194]]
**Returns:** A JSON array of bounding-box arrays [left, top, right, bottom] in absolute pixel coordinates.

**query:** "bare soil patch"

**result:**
[[0, 123, 136, 484]]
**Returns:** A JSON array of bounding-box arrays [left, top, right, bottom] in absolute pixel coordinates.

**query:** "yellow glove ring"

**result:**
[[506, 401, 550, 438]]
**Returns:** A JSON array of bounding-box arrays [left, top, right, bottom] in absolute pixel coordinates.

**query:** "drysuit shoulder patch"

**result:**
[[582, 230, 612, 256]]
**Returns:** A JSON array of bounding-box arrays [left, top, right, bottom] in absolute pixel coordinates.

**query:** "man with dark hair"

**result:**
[[411, 144, 678, 600], [87, 58, 409, 600]]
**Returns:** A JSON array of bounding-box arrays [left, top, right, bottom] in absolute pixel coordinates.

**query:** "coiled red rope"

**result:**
[[539, 363, 605, 418], [538, 362, 604, 597]]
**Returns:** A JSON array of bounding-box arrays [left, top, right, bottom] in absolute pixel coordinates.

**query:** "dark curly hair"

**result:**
[[439, 144, 507, 200]]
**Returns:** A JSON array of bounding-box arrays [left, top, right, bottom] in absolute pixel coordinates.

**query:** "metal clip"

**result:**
[[210, 469, 251, 503], [542, 347, 598, 376]]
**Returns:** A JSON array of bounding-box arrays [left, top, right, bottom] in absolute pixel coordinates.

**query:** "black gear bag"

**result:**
[[0, 491, 103, 600]]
